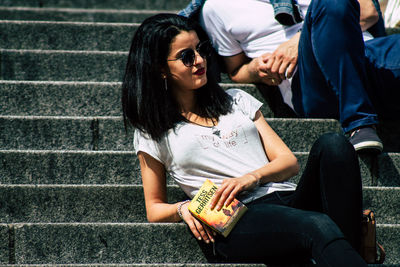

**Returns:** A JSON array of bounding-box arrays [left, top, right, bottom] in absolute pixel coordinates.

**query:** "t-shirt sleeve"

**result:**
[[227, 89, 263, 120], [199, 1, 243, 57], [133, 129, 163, 164]]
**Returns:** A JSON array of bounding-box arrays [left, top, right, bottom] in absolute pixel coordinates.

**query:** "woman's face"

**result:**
[[165, 30, 207, 94]]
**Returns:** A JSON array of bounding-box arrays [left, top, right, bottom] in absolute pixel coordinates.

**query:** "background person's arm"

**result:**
[[223, 32, 300, 85], [222, 0, 379, 84], [359, 0, 379, 31], [224, 52, 282, 86]]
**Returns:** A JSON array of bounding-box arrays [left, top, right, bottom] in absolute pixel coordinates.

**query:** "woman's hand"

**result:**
[[210, 174, 259, 211], [180, 201, 215, 244]]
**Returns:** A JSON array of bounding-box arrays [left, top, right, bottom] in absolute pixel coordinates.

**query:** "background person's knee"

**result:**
[[314, 0, 359, 22]]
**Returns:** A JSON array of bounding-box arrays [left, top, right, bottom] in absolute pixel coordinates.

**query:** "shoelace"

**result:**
[[350, 126, 377, 138], [350, 129, 361, 138]]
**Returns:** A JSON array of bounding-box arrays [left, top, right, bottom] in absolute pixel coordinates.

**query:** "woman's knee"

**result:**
[[313, 132, 354, 157], [300, 212, 345, 245]]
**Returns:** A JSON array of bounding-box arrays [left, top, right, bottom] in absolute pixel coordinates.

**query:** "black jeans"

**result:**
[[215, 133, 367, 266]]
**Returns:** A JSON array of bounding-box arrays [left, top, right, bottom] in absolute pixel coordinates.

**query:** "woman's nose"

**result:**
[[193, 51, 205, 65]]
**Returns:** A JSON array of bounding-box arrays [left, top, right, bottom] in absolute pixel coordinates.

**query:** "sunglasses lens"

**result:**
[[198, 41, 212, 58], [181, 49, 196, 67], [176, 41, 212, 67]]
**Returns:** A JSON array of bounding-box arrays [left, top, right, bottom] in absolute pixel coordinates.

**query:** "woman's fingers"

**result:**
[[186, 216, 214, 243], [212, 176, 255, 210], [215, 183, 235, 211], [224, 186, 240, 207], [193, 219, 211, 243], [203, 224, 216, 243], [210, 182, 229, 210]]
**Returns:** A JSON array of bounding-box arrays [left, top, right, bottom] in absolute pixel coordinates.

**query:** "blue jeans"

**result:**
[[291, 0, 400, 133], [214, 133, 367, 266]]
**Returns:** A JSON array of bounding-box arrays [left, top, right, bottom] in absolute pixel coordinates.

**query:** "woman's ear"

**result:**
[[160, 66, 168, 79]]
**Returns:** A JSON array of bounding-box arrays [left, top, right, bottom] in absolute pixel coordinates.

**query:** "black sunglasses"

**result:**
[[167, 40, 212, 67]]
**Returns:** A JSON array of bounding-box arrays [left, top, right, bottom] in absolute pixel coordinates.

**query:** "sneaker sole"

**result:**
[[353, 140, 383, 152]]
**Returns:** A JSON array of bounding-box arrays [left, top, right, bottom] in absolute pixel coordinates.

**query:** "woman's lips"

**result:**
[[194, 68, 205, 75]]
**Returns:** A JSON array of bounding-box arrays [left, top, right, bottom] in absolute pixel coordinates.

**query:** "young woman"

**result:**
[[122, 13, 367, 266]]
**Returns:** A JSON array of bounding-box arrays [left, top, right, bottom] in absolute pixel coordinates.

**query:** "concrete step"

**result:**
[[0, 116, 132, 151], [0, 150, 140, 185], [0, 81, 274, 118], [1, 114, 398, 152], [4, 266, 400, 267], [0, 265, 268, 267], [0, 7, 166, 23], [0, 264, 267, 267], [1, 150, 399, 187], [0, 20, 137, 51], [0, 49, 126, 82], [0, 81, 122, 116], [0, 115, 342, 152], [0, 223, 206, 264], [0, 0, 188, 10], [0, 223, 398, 265], [0, 265, 267, 267], [0, 184, 398, 224], [1, 80, 399, 151]]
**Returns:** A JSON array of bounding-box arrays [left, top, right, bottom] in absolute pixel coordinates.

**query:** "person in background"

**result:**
[[122, 13, 368, 266], [180, 0, 400, 153], [383, 0, 400, 28]]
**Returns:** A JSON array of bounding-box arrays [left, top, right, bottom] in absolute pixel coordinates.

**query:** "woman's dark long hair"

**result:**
[[122, 13, 232, 141]]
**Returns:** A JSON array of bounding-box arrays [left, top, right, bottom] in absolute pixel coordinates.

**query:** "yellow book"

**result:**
[[188, 179, 248, 237]]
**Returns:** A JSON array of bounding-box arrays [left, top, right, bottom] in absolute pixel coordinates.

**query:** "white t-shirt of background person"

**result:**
[[199, 0, 310, 111], [199, 0, 374, 111], [134, 89, 296, 204], [199, 0, 310, 58]]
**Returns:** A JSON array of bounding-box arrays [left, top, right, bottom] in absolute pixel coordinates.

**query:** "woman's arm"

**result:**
[[252, 110, 300, 183], [210, 110, 299, 210], [138, 151, 215, 243], [138, 151, 179, 222]]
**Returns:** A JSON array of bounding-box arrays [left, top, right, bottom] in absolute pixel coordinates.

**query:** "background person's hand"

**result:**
[[180, 201, 215, 243], [265, 32, 300, 80], [252, 53, 282, 86]]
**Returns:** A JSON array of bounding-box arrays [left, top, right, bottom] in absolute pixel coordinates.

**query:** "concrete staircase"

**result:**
[[0, 1, 399, 266]]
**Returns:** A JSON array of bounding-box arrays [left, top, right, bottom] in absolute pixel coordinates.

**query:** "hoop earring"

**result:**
[[164, 78, 168, 91]]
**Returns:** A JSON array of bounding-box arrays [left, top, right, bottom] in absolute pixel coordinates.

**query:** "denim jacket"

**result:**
[[178, 0, 304, 26]]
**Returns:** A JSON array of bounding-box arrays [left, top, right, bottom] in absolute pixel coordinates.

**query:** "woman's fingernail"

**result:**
[[198, 237, 202, 241], [205, 240, 210, 244]]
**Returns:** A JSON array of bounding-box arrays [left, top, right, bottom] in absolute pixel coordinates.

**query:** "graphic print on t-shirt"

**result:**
[[195, 125, 249, 149]]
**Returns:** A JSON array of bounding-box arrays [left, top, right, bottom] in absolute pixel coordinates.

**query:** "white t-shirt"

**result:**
[[134, 89, 296, 203], [199, 0, 310, 58], [199, 0, 310, 111]]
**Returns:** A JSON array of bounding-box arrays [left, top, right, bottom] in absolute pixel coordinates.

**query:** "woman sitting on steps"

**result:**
[[122, 13, 367, 266]]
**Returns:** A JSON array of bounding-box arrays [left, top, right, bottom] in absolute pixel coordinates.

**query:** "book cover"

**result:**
[[188, 179, 248, 237]]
